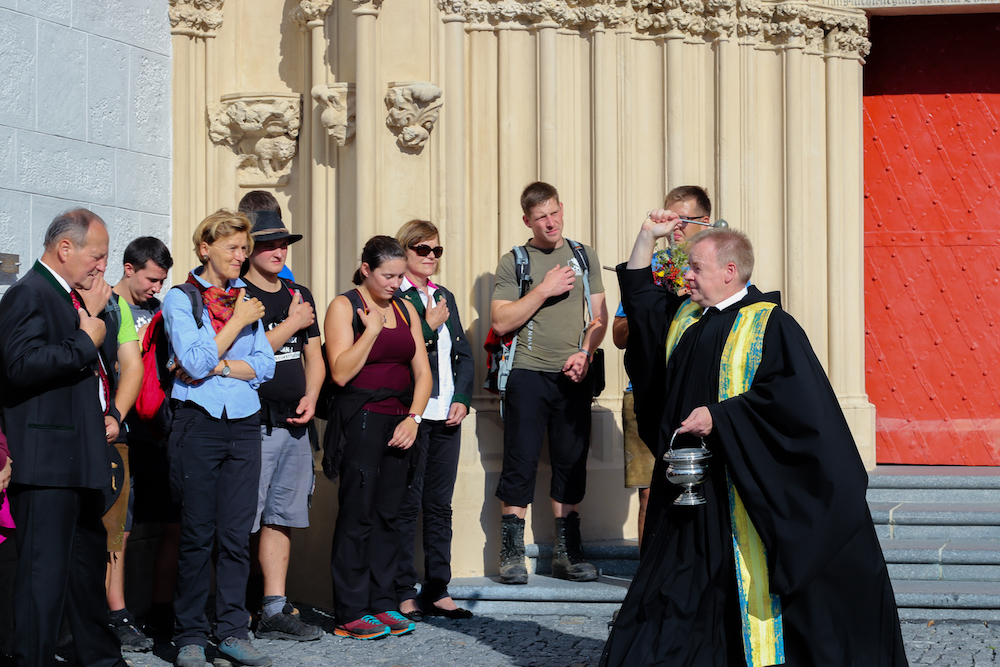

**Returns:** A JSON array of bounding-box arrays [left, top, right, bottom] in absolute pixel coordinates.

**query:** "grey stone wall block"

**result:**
[[90, 204, 141, 285], [37, 22, 88, 141], [89, 37, 130, 149], [73, 0, 171, 56], [0, 10, 37, 131], [0, 126, 15, 186], [0, 190, 32, 281], [29, 194, 82, 262], [129, 49, 170, 157], [140, 212, 171, 241], [16, 0, 71, 25], [18, 132, 115, 205], [115, 150, 168, 213], [0, 0, 15, 10]]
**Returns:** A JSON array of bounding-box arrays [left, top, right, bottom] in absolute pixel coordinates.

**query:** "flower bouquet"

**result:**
[[653, 243, 689, 295]]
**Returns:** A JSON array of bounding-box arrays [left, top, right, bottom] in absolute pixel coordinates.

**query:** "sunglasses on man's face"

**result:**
[[410, 244, 444, 258]]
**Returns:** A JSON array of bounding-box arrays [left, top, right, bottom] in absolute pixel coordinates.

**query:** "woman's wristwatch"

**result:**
[[408, 413, 422, 424]]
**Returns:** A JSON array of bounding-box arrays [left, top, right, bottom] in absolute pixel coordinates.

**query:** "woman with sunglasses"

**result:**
[[324, 235, 432, 640], [393, 220, 475, 621]]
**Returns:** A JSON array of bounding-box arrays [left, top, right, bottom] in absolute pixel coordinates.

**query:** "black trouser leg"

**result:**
[[419, 420, 461, 603], [10, 485, 125, 667], [213, 417, 261, 640], [394, 421, 429, 603], [169, 408, 260, 647], [331, 411, 411, 624]]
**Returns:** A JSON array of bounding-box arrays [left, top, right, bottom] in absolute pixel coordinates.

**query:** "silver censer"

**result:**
[[663, 430, 712, 506]]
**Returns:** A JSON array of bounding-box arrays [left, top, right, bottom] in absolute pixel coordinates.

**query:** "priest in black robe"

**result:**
[[601, 216, 908, 667]]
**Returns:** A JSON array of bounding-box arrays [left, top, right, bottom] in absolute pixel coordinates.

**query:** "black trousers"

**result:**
[[167, 407, 261, 648], [395, 418, 461, 604], [9, 485, 127, 667], [330, 410, 412, 624], [495, 368, 593, 507]]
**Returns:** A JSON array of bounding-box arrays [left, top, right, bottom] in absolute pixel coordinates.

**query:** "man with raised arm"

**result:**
[[601, 214, 907, 666]]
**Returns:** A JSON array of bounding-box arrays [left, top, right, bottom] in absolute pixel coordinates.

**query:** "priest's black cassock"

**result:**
[[600, 265, 908, 667]]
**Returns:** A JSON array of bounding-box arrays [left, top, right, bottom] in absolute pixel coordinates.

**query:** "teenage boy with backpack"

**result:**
[[242, 209, 325, 641], [106, 236, 174, 645], [490, 182, 608, 584]]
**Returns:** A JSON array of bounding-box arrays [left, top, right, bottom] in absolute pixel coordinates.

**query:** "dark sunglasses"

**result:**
[[410, 244, 444, 258]]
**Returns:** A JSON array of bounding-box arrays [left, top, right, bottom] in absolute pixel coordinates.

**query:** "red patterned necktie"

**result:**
[[72, 291, 111, 415]]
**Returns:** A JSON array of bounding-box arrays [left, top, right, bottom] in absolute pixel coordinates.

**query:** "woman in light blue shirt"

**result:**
[[163, 209, 275, 667]]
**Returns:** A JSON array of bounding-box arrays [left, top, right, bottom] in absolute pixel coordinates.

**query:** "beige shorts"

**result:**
[[623, 391, 655, 489]]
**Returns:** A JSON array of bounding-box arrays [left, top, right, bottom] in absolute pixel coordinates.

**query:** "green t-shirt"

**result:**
[[492, 240, 604, 373], [116, 294, 139, 346]]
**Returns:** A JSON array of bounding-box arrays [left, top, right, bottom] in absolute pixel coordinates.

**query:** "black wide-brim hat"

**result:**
[[250, 210, 303, 244]]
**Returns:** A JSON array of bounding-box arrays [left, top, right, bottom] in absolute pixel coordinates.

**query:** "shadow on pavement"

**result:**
[[422, 615, 607, 667]]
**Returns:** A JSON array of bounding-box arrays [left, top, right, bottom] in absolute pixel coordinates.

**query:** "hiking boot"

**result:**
[[552, 511, 598, 582], [499, 513, 529, 585], [175, 644, 207, 667], [217, 637, 272, 667], [109, 610, 154, 652], [255, 611, 323, 641], [373, 611, 416, 636], [333, 615, 390, 640]]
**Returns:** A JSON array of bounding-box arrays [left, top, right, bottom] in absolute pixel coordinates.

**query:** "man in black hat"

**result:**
[[242, 207, 325, 641]]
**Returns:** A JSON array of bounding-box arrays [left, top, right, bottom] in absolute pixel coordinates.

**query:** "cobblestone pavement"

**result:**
[[118, 611, 999, 667]]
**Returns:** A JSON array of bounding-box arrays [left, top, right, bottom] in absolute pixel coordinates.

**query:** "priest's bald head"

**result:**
[[684, 229, 754, 309]]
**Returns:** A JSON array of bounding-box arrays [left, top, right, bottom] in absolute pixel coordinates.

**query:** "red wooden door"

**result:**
[[864, 15, 1000, 465]]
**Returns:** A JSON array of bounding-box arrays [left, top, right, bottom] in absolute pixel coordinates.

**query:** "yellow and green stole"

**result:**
[[665, 299, 784, 667]]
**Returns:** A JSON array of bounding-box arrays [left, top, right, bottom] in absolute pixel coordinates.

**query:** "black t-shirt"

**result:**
[[244, 280, 321, 404]]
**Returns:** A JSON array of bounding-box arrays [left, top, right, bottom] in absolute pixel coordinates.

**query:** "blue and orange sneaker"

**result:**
[[374, 611, 416, 636], [333, 615, 390, 640]]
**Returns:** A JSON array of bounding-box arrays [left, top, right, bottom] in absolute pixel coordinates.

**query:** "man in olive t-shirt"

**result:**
[[490, 182, 608, 585]]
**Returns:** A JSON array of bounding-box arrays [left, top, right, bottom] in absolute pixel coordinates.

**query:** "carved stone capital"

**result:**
[[385, 82, 443, 151], [353, 0, 384, 11], [737, 0, 868, 57], [312, 83, 356, 146], [453, 1, 629, 30], [291, 0, 335, 30], [169, 0, 225, 37], [208, 93, 301, 187]]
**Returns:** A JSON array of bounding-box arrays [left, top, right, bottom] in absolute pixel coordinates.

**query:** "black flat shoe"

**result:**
[[425, 605, 473, 620], [401, 609, 423, 622]]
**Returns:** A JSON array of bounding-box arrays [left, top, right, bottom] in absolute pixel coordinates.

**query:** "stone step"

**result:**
[[868, 466, 1000, 490], [448, 575, 628, 616], [881, 538, 1000, 581], [867, 487, 1000, 503], [892, 580, 1000, 610], [870, 502, 1000, 540], [526, 540, 640, 577], [447, 576, 1000, 618]]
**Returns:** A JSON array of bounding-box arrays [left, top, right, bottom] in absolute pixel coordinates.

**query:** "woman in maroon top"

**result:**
[[324, 236, 431, 640]]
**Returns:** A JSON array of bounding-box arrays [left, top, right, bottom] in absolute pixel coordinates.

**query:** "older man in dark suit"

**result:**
[[0, 209, 127, 667]]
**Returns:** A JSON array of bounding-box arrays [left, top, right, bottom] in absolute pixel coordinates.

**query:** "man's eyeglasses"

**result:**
[[410, 244, 444, 258]]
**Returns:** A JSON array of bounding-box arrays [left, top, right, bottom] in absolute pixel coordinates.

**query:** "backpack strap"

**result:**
[[345, 289, 365, 337], [171, 283, 205, 329], [278, 277, 297, 298], [567, 239, 594, 348], [496, 245, 532, 402], [104, 294, 122, 337], [512, 245, 531, 298]]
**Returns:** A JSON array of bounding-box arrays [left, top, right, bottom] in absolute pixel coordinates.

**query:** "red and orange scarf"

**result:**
[[186, 273, 238, 333]]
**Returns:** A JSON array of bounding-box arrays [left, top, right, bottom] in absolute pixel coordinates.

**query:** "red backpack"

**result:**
[[134, 284, 203, 436]]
